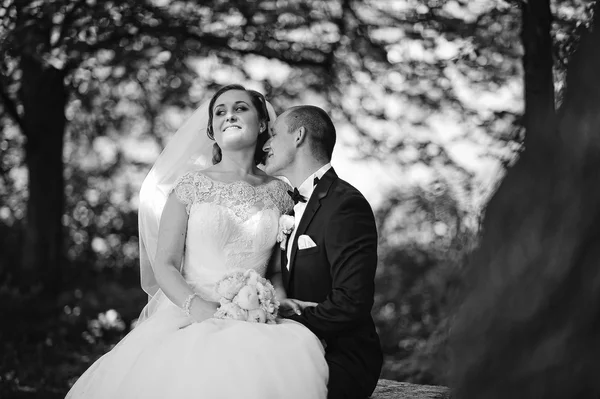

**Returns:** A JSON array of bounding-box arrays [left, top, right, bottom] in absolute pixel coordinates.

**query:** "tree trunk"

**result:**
[[521, 0, 555, 150], [19, 54, 67, 293], [448, 1, 600, 398]]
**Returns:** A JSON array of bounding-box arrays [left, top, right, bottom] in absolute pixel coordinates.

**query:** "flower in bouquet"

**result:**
[[215, 270, 246, 300], [247, 308, 267, 323], [233, 285, 260, 310], [257, 281, 278, 313], [277, 215, 295, 250], [244, 268, 261, 286], [214, 302, 248, 321]]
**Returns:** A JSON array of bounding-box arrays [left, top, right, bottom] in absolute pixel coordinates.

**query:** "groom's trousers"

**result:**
[[327, 362, 369, 399]]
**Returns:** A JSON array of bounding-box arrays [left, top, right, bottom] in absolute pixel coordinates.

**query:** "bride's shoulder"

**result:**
[[250, 168, 287, 188], [170, 170, 216, 209], [171, 170, 214, 196], [265, 175, 291, 190], [261, 175, 293, 212], [253, 168, 286, 184]]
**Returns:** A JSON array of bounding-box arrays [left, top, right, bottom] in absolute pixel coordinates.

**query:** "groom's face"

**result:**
[[263, 111, 296, 175]]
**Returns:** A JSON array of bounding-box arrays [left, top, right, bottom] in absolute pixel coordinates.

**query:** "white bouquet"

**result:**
[[213, 269, 280, 324]]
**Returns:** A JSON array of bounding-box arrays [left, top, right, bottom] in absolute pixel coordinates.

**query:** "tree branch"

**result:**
[[520, 0, 556, 148], [66, 24, 331, 73], [341, 0, 390, 64], [0, 78, 26, 135], [55, 0, 86, 48]]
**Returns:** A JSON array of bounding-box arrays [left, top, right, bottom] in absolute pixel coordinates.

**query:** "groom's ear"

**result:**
[[293, 126, 307, 147]]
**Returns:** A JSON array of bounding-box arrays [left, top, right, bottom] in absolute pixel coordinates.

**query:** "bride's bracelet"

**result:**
[[182, 293, 199, 317]]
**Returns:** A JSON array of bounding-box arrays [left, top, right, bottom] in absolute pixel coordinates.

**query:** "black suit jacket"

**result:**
[[281, 168, 383, 397]]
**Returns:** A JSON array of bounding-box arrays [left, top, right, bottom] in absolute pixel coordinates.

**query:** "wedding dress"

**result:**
[[66, 171, 328, 399]]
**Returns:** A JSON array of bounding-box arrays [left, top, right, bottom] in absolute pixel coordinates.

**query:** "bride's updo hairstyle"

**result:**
[[206, 84, 271, 166]]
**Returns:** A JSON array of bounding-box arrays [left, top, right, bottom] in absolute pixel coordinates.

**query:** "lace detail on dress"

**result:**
[[171, 171, 293, 218], [176, 172, 291, 301], [267, 180, 294, 215], [171, 171, 212, 213]]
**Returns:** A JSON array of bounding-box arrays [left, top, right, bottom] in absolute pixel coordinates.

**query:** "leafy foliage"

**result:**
[[0, 0, 596, 395]]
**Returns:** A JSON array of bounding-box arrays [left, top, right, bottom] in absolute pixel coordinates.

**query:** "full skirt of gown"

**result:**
[[66, 296, 328, 399]]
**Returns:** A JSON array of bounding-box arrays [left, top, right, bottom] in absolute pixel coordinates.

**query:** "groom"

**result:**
[[263, 105, 383, 399]]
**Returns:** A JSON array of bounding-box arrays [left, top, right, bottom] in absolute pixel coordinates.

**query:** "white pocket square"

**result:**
[[297, 235, 317, 250]]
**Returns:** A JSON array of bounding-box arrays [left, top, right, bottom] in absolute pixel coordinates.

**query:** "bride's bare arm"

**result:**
[[153, 193, 217, 321]]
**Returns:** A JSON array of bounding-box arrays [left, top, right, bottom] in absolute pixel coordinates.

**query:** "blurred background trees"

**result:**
[[448, 0, 600, 397], [0, 0, 596, 396]]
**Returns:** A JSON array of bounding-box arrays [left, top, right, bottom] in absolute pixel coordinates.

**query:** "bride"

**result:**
[[66, 85, 328, 398]]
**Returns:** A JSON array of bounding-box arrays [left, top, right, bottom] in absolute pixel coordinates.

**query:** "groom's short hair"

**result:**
[[285, 106, 336, 161]]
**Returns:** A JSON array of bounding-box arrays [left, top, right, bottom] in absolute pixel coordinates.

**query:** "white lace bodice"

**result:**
[[171, 171, 293, 301]]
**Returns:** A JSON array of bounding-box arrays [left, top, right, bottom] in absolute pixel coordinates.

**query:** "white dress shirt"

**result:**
[[286, 163, 332, 269]]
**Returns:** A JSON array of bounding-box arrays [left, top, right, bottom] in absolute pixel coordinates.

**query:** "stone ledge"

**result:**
[[371, 379, 451, 399]]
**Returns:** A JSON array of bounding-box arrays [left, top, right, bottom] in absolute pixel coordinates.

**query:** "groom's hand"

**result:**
[[279, 298, 317, 317]]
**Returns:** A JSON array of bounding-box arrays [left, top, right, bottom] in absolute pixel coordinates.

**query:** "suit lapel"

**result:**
[[287, 168, 337, 282]]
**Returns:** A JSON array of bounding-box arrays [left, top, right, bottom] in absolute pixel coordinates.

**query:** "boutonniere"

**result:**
[[277, 214, 295, 250]]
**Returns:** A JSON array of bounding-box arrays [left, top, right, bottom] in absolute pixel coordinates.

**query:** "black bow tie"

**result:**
[[288, 176, 321, 205], [287, 187, 306, 204]]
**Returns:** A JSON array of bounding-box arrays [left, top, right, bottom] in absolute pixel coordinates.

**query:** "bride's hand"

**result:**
[[189, 296, 218, 323], [279, 298, 318, 317]]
